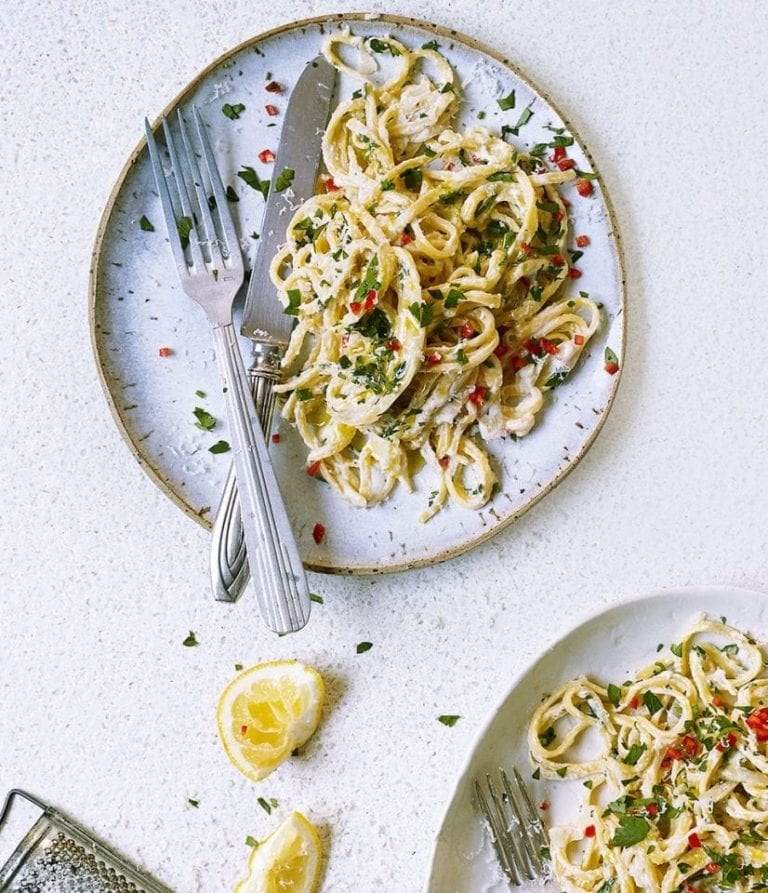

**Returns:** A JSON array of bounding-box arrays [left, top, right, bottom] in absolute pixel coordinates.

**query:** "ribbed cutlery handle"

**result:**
[[211, 356, 280, 603], [211, 323, 310, 633]]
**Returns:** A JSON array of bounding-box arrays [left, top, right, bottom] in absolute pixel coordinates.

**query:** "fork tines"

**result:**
[[144, 108, 242, 291], [474, 766, 549, 886]]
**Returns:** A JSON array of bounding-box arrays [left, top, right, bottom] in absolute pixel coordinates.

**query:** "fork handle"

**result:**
[[211, 350, 280, 603], [211, 323, 310, 633]]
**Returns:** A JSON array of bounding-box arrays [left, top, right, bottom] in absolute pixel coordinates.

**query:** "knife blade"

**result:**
[[241, 54, 337, 343], [210, 54, 337, 603]]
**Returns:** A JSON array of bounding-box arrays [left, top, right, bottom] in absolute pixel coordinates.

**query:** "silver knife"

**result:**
[[211, 55, 337, 602]]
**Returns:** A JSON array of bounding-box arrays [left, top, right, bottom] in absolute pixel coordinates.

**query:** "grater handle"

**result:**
[[0, 790, 45, 828]]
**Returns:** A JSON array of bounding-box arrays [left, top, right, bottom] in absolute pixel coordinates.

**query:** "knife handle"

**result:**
[[211, 344, 282, 603]]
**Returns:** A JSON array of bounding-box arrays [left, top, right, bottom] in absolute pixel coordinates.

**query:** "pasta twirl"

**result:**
[[272, 31, 600, 520]]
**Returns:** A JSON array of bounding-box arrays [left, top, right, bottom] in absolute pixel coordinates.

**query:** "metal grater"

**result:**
[[0, 790, 173, 893]]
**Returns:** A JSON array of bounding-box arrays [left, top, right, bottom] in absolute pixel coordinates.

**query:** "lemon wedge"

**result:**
[[234, 811, 322, 893], [217, 660, 324, 782]]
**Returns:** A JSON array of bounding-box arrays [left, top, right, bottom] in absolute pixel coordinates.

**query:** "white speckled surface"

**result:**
[[2, 3, 768, 892]]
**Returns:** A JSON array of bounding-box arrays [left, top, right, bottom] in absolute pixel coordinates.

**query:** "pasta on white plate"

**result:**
[[528, 617, 768, 892], [271, 30, 601, 521]]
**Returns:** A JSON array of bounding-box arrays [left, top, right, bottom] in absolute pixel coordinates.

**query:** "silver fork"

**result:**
[[474, 766, 552, 887], [144, 109, 311, 634]]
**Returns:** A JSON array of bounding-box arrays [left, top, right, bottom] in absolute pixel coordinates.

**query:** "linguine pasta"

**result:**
[[528, 617, 768, 892], [271, 31, 600, 520]]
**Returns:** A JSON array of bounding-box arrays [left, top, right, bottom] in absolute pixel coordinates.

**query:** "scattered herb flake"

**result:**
[[209, 440, 230, 454], [437, 714, 461, 727], [222, 102, 246, 120], [139, 215, 154, 232], [188, 798, 199, 807], [225, 184, 239, 202], [238, 166, 269, 199], [356, 641, 373, 654], [193, 407, 216, 431], [257, 797, 272, 815], [421, 39, 440, 50], [245, 835, 258, 848], [274, 168, 295, 192], [610, 815, 650, 848], [497, 89, 516, 111], [643, 691, 663, 715], [309, 593, 324, 604], [182, 631, 199, 647], [285, 288, 301, 316], [607, 683, 622, 707]]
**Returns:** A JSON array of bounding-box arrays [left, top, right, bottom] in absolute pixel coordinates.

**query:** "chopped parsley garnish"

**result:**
[[381, 179, 395, 191], [222, 102, 246, 120], [605, 346, 619, 366], [225, 185, 239, 202], [671, 642, 683, 657], [402, 167, 423, 190], [352, 307, 391, 340], [295, 389, 314, 402], [409, 302, 433, 327], [607, 683, 622, 707], [368, 37, 401, 56], [339, 355, 352, 369], [139, 215, 154, 232], [356, 641, 373, 654], [188, 798, 199, 807], [238, 166, 269, 199], [285, 288, 301, 317], [182, 631, 199, 647], [309, 593, 324, 604], [501, 103, 535, 138], [487, 171, 514, 182], [193, 407, 216, 431], [177, 215, 193, 249], [245, 835, 258, 848], [440, 82, 454, 94], [195, 390, 206, 398], [257, 797, 277, 814], [544, 370, 568, 389], [575, 169, 599, 180], [445, 288, 463, 309], [623, 743, 647, 766], [234, 663, 243, 671], [208, 440, 230, 454], [421, 39, 440, 50], [437, 715, 461, 727], [610, 814, 650, 848], [497, 89, 516, 111], [539, 726, 556, 747], [643, 691, 663, 715], [274, 168, 295, 192], [532, 767, 541, 780], [556, 766, 568, 778], [438, 190, 464, 205]]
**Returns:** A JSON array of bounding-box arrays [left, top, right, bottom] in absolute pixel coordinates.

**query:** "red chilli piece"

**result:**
[[705, 862, 720, 876], [312, 523, 326, 545], [158, 346, 172, 357], [558, 158, 576, 172], [574, 334, 585, 346], [605, 361, 620, 375], [271, 433, 281, 444], [629, 697, 639, 710], [493, 342, 509, 358], [584, 825, 596, 838], [307, 460, 322, 478], [576, 179, 594, 197], [688, 832, 702, 849], [680, 734, 700, 759], [667, 746, 684, 762], [460, 321, 476, 340], [387, 339, 401, 352], [553, 210, 564, 222], [747, 706, 768, 741], [258, 148, 276, 164], [712, 695, 725, 708], [426, 353, 442, 367], [569, 268, 583, 279], [349, 301, 363, 315], [400, 232, 414, 246], [364, 289, 378, 313], [265, 104, 279, 117], [539, 801, 550, 811], [510, 355, 527, 372], [468, 385, 487, 406], [550, 146, 567, 164], [240, 725, 248, 735], [520, 242, 533, 254], [265, 80, 282, 93], [576, 234, 590, 248], [325, 177, 340, 193], [519, 276, 531, 288], [645, 803, 659, 817], [552, 254, 566, 267], [438, 455, 450, 469], [540, 338, 559, 356]]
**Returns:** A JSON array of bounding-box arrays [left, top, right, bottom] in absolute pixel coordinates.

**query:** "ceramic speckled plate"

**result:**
[[425, 586, 768, 893], [90, 13, 625, 574]]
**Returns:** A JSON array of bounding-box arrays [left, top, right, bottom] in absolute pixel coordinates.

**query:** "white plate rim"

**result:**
[[89, 11, 627, 575], [424, 583, 768, 891]]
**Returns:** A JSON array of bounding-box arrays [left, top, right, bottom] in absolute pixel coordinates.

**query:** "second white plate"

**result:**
[[426, 585, 768, 892]]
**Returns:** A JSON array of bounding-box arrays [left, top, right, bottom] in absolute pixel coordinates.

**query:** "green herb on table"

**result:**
[[437, 715, 461, 727], [238, 166, 270, 199], [234, 663, 243, 671], [225, 185, 239, 202], [501, 103, 534, 138], [209, 440, 230, 454], [182, 631, 199, 647], [139, 215, 154, 232], [421, 40, 440, 50], [188, 798, 199, 807], [368, 38, 401, 56], [309, 593, 324, 604], [177, 215, 193, 249], [195, 390, 206, 399], [245, 835, 259, 848], [356, 641, 373, 654]]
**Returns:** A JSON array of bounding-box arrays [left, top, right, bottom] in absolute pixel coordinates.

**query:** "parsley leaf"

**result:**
[[208, 440, 230, 454], [605, 346, 619, 365], [610, 815, 650, 848], [607, 683, 622, 707], [368, 37, 401, 56], [139, 215, 154, 232], [245, 835, 258, 848], [193, 407, 216, 431], [497, 89, 516, 111], [409, 302, 433, 327], [274, 168, 295, 192], [623, 743, 647, 766], [437, 715, 461, 727], [643, 691, 663, 715], [309, 593, 324, 604], [238, 166, 269, 199], [182, 631, 199, 647], [285, 288, 301, 317], [421, 39, 440, 50], [222, 102, 246, 120], [356, 641, 373, 654]]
